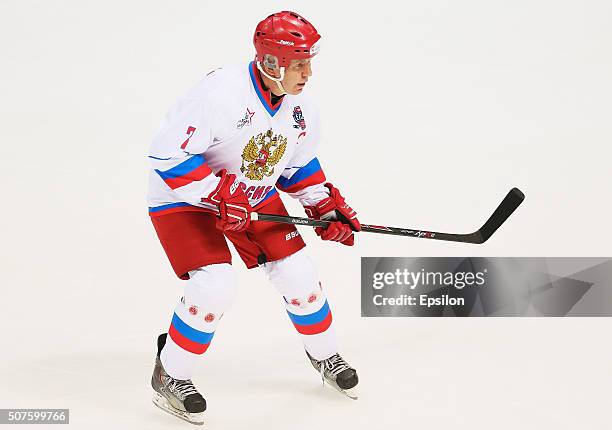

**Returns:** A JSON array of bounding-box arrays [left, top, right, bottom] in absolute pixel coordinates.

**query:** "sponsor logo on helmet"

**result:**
[[204, 313, 215, 323], [309, 42, 321, 56], [292, 106, 306, 130], [290, 298, 301, 307], [279, 40, 295, 46], [189, 305, 199, 315], [308, 293, 318, 303]]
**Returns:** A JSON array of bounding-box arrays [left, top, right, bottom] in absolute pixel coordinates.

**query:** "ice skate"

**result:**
[[306, 350, 359, 400], [151, 334, 206, 425]]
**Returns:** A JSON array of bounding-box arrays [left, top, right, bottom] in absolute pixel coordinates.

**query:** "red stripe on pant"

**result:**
[[292, 311, 333, 335], [168, 325, 211, 354]]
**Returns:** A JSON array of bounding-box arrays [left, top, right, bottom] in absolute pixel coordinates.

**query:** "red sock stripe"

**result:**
[[293, 310, 333, 335], [168, 325, 211, 354]]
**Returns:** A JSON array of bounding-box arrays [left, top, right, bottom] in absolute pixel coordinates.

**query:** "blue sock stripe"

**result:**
[[286, 300, 330, 326], [171, 312, 214, 344]]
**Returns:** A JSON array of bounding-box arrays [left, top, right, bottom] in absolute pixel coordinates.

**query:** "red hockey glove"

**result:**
[[304, 183, 361, 246], [202, 169, 252, 232]]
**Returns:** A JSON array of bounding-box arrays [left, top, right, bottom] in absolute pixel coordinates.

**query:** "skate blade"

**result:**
[[342, 390, 358, 400], [323, 380, 358, 400], [153, 392, 205, 425], [336, 386, 358, 400]]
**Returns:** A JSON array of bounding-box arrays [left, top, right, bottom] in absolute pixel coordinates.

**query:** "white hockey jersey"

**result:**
[[147, 62, 329, 217]]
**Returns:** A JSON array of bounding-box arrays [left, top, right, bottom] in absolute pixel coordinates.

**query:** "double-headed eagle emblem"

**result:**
[[241, 129, 287, 180]]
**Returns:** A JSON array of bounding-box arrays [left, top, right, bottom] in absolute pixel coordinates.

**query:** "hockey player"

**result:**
[[147, 11, 360, 424]]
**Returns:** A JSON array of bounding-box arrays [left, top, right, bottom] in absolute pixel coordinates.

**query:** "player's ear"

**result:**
[[265, 65, 281, 79]]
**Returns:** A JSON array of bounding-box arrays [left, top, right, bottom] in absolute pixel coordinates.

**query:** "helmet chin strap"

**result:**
[[256, 61, 287, 95]]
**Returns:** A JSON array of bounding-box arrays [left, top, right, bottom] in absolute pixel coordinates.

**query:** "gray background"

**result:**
[[1, 0, 611, 429]]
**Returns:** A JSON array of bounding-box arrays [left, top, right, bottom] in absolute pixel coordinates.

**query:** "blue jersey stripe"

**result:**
[[148, 202, 193, 213], [259, 188, 278, 204], [155, 154, 205, 180], [277, 158, 322, 189]]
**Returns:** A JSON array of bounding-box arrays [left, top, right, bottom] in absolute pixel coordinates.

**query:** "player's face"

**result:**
[[281, 59, 312, 95]]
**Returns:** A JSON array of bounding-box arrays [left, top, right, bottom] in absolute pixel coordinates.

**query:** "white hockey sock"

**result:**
[[263, 249, 338, 360], [161, 263, 235, 380]]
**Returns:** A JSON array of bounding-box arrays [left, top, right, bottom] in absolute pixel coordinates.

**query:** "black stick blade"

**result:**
[[475, 187, 525, 243]]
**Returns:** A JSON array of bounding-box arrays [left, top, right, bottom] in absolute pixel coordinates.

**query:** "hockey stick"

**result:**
[[252, 188, 525, 244]]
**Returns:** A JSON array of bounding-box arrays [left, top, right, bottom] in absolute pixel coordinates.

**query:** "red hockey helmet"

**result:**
[[253, 11, 321, 69]]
